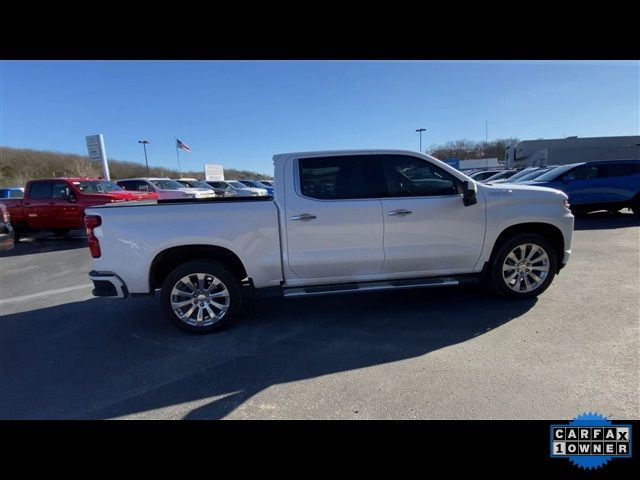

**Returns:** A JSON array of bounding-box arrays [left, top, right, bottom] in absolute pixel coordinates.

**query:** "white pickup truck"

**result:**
[[86, 150, 574, 334]]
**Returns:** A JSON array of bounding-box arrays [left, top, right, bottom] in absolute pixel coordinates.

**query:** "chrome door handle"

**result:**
[[291, 213, 317, 221], [387, 209, 412, 216]]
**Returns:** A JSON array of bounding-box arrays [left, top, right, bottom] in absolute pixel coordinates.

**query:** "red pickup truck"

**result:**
[[4, 177, 158, 236]]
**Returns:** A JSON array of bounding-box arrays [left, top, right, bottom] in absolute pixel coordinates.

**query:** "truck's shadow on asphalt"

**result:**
[[573, 211, 639, 230], [1, 231, 87, 257], [0, 286, 536, 419], [1, 212, 637, 419]]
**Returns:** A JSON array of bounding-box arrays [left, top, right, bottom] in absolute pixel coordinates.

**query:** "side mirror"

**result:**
[[68, 191, 77, 203], [463, 180, 477, 206]]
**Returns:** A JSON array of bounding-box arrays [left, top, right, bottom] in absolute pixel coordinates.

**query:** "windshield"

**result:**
[[227, 181, 246, 189], [73, 181, 124, 193], [515, 168, 554, 182], [503, 168, 541, 182], [485, 170, 516, 181], [471, 171, 500, 180], [186, 180, 213, 189], [534, 164, 582, 182], [151, 179, 186, 190]]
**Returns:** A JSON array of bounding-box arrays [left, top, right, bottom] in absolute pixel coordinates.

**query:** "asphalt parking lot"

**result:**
[[0, 212, 638, 420]]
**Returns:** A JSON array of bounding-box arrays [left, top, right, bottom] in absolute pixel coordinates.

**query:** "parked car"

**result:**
[[175, 178, 222, 196], [0, 203, 15, 252], [86, 149, 574, 334], [488, 167, 542, 184], [226, 180, 267, 196], [237, 180, 271, 196], [204, 181, 243, 197], [0, 187, 24, 199], [116, 178, 217, 200], [522, 160, 640, 215], [483, 170, 518, 182], [2, 178, 159, 237], [469, 170, 506, 182], [260, 180, 274, 187]]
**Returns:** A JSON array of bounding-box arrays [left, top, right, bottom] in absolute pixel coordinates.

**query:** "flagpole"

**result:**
[[175, 138, 182, 177]]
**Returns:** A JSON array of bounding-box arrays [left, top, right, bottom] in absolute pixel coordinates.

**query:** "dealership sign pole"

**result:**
[[86, 134, 111, 180]]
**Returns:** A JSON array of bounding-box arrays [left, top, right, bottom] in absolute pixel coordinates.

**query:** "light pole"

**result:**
[[138, 140, 150, 176], [415, 128, 426, 152]]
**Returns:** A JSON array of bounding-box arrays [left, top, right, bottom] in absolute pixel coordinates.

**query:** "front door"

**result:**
[[48, 181, 82, 229], [285, 155, 384, 280], [559, 164, 602, 206], [377, 154, 485, 275]]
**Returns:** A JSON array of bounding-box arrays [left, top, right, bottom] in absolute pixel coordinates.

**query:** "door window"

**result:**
[[29, 182, 54, 199], [563, 166, 599, 181], [118, 180, 147, 191], [299, 156, 378, 200], [52, 182, 69, 199], [599, 163, 640, 177], [378, 155, 461, 197]]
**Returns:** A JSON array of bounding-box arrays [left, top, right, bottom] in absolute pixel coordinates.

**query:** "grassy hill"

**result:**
[[0, 146, 272, 187]]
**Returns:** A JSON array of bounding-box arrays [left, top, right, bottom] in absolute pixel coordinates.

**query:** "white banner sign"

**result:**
[[205, 164, 224, 181]]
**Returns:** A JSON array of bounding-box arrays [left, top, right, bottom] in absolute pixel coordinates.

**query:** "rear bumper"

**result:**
[[89, 270, 128, 298], [0, 226, 15, 252]]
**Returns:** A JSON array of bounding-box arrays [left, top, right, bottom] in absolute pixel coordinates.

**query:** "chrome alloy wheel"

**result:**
[[170, 273, 230, 326], [501, 243, 550, 293]]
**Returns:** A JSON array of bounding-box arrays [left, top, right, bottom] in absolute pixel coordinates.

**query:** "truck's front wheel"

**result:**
[[489, 233, 557, 299], [161, 259, 242, 334]]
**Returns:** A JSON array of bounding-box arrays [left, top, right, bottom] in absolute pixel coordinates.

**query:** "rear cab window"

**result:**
[[28, 182, 54, 199], [299, 156, 378, 200]]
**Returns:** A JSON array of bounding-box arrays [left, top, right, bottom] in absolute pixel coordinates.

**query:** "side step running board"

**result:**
[[282, 276, 477, 298]]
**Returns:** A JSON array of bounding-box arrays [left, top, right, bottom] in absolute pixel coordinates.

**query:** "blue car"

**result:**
[[522, 160, 640, 216]]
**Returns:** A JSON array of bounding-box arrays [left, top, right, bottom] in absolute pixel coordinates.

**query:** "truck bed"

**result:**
[[87, 197, 283, 294]]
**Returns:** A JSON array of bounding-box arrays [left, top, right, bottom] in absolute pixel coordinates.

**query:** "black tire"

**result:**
[[12, 223, 27, 241], [632, 196, 640, 218], [161, 259, 242, 334], [51, 229, 70, 237], [489, 233, 558, 299]]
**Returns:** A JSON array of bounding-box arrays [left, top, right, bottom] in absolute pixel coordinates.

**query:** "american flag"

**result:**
[[176, 139, 192, 152]]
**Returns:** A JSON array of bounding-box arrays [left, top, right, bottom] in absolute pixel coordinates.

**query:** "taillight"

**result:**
[[0, 205, 9, 224], [85, 215, 102, 258]]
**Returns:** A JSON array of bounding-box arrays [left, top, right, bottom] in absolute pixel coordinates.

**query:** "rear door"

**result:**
[[285, 155, 384, 279], [560, 165, 602, 205], [378, 154, 485, 274], [596, 162, 640, 203], [22, 181, 54, 229]]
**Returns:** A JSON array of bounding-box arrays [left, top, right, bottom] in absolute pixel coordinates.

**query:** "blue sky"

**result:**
[[1, 61, 638, 175]]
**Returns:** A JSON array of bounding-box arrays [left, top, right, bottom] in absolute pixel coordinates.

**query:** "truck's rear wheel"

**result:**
[[489, 233, 557, 299], [161, 259, 242, 334]]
